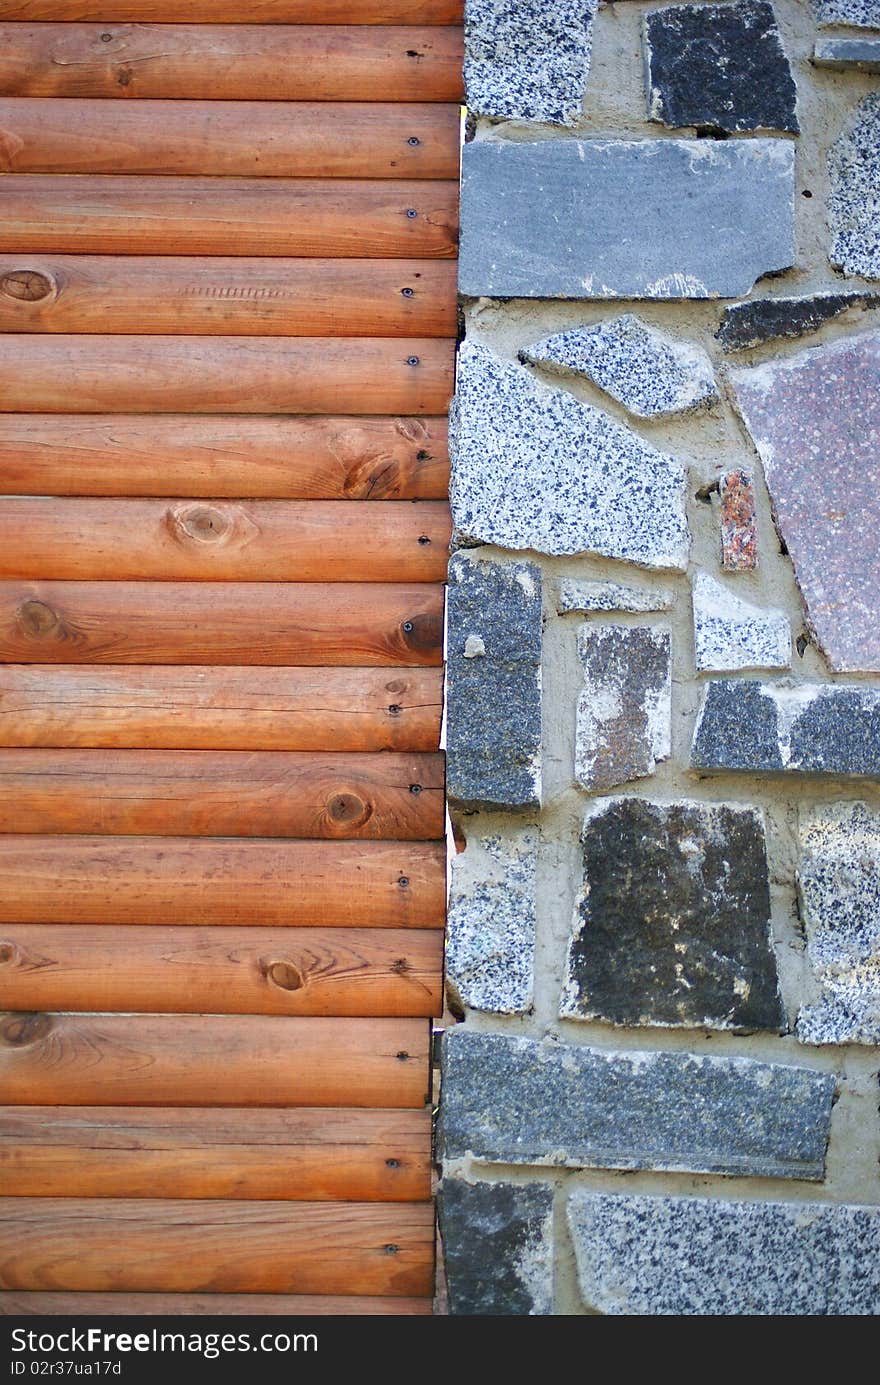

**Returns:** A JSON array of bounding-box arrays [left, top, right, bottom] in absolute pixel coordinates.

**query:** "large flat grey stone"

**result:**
[[796, 801, 880, 1046], [446, 553, 542, 811], [439, 1178, 553, 1316], [440, 1029, 834, 1180], [464, 0, 598, 126], [568, 1192, 880, 1315], [828, 92, 880, 280], [815, 0, 880, 27], [459, 137, 795, 299], [446, 829, 537, 1015], [451, 341, 689, 568], [561, 797, 785, 1032], [575, 623, 671, 791], [693, 572, 790, 673]]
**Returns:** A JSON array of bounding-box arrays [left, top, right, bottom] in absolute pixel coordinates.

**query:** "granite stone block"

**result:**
[[814, 37, 880, 70], [693, 572, 790, 673], [717, 290, 880, 350], [575, 623, 671, 791], [828, 92, 880, 280], [439, 1179, 553, 1316], [719, 470, 758, 571], [815, 0, 880, 27], [446, 830, 537, 1015], [464, 0, 598, 125], [558, 579, 674, 614]]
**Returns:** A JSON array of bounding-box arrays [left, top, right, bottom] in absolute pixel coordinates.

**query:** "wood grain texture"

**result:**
[[0, 25, 464, 102], [0, 1014, 431, 1107], [0, 415, 450, 499], [0, 1291, 432, 1315], [0, 1106, 433, 1200], [0, 177, 459, 257], [0, 582, 444, 666], [0, 100, 460, 178], [0, 2, 463, 19], [0, 257, 458, 337], [0, 336, 454, 414], [0, 837, 446, 927], [0, 498, 450, 583], [0, 1198, 435, 1295], [0, 749, 445, 839], [0, 925, 443, 1015], [0, 666, 443, 751]]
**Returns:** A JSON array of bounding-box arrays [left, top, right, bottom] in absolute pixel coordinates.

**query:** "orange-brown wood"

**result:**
[[0, 666, 443, 751], [0, 257, 458, 337], [0, 1197, 435, 1296], [0, 749, 445, 839], [0, 1, 463, 19], [0, 925, 443, 1016], [0, 837, 446, 927], [0, 414, 450, 499], [0, 1291, 433, 1315], [0, 177, 459, 257], [0, 498, 450, 583], [0, 1106, 432, 1201], [0, 582, 444, 666], [0, 25, 464, 102], [0, 337, 454, 415], [0, 1014, 431, 1108]]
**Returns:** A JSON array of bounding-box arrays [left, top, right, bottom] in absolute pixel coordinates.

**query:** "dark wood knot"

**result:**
[[1, 1012, 52, 1046]]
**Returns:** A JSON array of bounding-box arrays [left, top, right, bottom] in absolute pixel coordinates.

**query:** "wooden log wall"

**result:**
[[0, 0, 461, 1317]]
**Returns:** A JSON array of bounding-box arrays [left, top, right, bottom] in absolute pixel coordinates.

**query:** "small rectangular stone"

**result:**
[[464, 0, 598, 126], [693, 572, 790, 673], [568, 1192, 880, 1315], [459, 137, 795, 300], [446, 829, 537, 1016], [575, 624, 671, 791], [440, 1029, 834, 1180], [716, 290, 880, 350], [814, 37, 880, 71], [439, 1178, 553, 1316], [558, 579, 675, 614], [719, 470, 758, 571]]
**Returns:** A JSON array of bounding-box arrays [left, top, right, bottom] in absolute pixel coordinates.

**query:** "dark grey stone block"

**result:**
[[459, 137, 795, 300], [439, 1178, 553, 1315], [561, 798, 785, 1032], [814, 37, 880, 72], [440, 1029, 834, 1180], [446, 553, 542, 811], [716, 291, 880, 351]]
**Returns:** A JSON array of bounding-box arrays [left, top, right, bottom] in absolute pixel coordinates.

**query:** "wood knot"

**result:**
[[18, 599, 59, 638], [327, 792, 371, 829], [0, 269, 54, 302], [262, 959, 304, 992], [1, 1012, 51, 1047], [168, 504, 233, 545], [391, 957, 410, 974], [399, 611, 441, 655], [0, 941, 16, 965]]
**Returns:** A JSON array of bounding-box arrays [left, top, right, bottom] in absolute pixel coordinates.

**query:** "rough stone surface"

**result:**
[[575, 624, 671, 791], [567, 1192, 880, 1316], [796, 802, 880, 1046], [719, 469, 758, 571], [439, 1178, 553, 1316], [814, 37, 880, 70], [446, 830, 537, 1016], [561, 798, 785, 1032], [558, 579, 674, 614], [717, 290, 880, 350], [644, 1, 799, 135], [731, 331, 880, 673], [519, 315, 718, 418], [459, 138, 796, 300], [693, 572, 790, 673], [440, 1029, 834, 1180], [692, 679, 880, 777], [464, 0, 598, 126], [828, 92, 880, 280], [815, 0, 880, 27], [446, 553, 542, 812], [451, 341, 689, 568]]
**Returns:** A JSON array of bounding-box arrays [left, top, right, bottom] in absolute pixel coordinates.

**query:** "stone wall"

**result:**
[[439, 0, 880, 1315]]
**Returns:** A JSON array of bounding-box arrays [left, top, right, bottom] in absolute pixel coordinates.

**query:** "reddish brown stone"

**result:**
[[719, 469, 758, 571]]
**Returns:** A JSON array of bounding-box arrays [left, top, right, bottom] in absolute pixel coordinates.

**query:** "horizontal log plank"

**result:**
[[0, 414, 450, 499], [0, 100, 460, 179], [0, 2, 463, 19], [0, 498, 450, 583], [0, 257, 458, 337], [0, 749, 445, 839], [0, 177, 459, 257], [0, 666, 443, 751], [0, 837, 446, 927], [0, 24, 464, 102], [0, 925, 443, 1016], [0, 1291, 432, 1314], [0, 1013, 431, 1107], [0, 1198, 435, 1296], [0, 582, 444, 665], [0, 336, 454, 414]]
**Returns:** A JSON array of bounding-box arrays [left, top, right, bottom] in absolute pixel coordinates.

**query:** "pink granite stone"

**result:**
[[719, 469, 758, 571], [731, 331, 880, 673]]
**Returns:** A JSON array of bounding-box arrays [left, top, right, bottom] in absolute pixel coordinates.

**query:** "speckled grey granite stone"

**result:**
[[459, 137, 795, 299], [814, 37, 880, 70], [451, 341, 689, 568], [446, 830, 537, 1015], [558, 579, 674, 614], [575, 624, 671, 791], [439, 1179, 553, 1316], [440, 1029, 834, 1180], [692, 679, 880, 776], [796, 801, 880, 1046], [693, 572, 790, 673], [644, 1, 798, 135], [567, 1192, 880, 1315], [828, 91, 880, 280], [446, 553, 542, 812], [520, 315, 718, 418], [464, 0, 598, 125], [815, 0, 880, 27], [561, 797, 785, 1032], [716, 289, 880, 350]]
